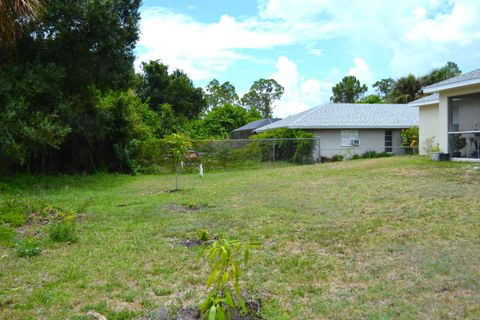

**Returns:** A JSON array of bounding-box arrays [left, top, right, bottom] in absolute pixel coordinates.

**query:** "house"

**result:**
[[255, 103, 418, 160], [230, 118, 281, 139], [409, 68, 480, 161]]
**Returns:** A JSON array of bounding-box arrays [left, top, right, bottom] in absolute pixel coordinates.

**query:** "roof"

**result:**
[[408, 93, 439, 107], [255, 103, 418, 132], [423, 68, 480, 93], [232, 118, 281, 132]]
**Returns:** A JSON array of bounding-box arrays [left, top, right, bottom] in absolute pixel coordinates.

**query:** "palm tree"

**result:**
[[0, 0, 42, 46], [392, 75, 421, 103]]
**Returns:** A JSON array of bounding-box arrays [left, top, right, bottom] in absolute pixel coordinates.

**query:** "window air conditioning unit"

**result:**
[[351, 139, 360, 146]]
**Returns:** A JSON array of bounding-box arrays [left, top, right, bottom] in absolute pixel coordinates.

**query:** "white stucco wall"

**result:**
[[418, 104, 440, 155], [308, 129, 406, 159]]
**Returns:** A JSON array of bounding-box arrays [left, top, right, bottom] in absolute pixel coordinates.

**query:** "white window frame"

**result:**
[[341, 130, 360, 147]]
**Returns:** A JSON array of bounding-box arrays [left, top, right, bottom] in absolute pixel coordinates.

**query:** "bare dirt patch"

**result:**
[[164, 204, 206, 213]]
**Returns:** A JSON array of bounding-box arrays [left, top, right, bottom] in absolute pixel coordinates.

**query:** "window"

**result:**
[[341, 130, 359, 146], [385, 130, 393, 152]]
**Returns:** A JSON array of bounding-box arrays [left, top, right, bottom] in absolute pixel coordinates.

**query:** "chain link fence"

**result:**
[[136, 138, 415, 174]]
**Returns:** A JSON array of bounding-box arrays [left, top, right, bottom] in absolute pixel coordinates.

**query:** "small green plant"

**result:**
[[431, 144, 441, 153], [16, 238, 42, 257], [199, 238, 257, 320], [198, 229, 210, 242], [49, 219, 77, 243], [423, 136, 438, 155]]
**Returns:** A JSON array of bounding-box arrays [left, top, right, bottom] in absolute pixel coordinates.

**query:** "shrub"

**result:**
[[16, 238, 42, 257], [49, 221, 77, 243], [361, 150, 379, 158], [330, 154, 344, 162], [401, 126, 419, 154], [377, 152, 392, 158]]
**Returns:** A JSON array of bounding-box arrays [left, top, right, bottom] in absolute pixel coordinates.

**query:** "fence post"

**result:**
[[272, 141, 276, 168], [317, 137, 321, 163]]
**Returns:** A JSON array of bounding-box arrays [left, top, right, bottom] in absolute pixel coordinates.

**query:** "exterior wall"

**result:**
[[308, 129, 406, 159], [438, 84, 480, 153], [418, 104, 440, 155]]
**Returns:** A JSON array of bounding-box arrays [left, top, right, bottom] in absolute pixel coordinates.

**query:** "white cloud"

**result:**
[[347, 57, 375, 88], [269, 56, 331, 118], [137, 8, 292, 79], [259, 0, 480, 76]]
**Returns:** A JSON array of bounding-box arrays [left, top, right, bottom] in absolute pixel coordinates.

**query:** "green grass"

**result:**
[[0, 156, 479, 319]]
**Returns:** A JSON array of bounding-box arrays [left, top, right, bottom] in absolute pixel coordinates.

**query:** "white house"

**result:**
[[409, 68, 480, 161], [255, 103, 418, 159]]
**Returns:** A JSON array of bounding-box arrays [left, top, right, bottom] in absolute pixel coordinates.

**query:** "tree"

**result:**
[[194, 103, 261, 139], [164, 133, 191, 191], [0, 0, 42, 46], [137, 61, 206, 119], [391, 74, 421, 103], [0, 0, 142, 173], [166, 69, 206, 119], [372, 78, 395, 100], [137, 60, 170, 111], [241, 79, 284, 118], [330, 75, 368, 103], [205, 79, 240, 108], [420, 61, 461, 87], [357, 94, 382, 104]]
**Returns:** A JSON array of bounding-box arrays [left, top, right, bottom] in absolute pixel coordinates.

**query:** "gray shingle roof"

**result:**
[[424, 68, 480, 93], [408, 93, 439, 106], [232, 118, 281, 132], [255, 103, 418, 132]]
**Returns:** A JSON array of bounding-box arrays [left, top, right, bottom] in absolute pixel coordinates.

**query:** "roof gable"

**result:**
[[232, 118, 281, 132], [408, 93, 439, 107]]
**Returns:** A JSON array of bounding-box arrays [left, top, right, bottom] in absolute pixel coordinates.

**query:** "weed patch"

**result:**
[[15, 237, 42, 258]]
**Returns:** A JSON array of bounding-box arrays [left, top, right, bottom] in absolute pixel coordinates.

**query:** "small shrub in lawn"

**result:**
[[0, 199, 28, 227], [200, 238, 258, 319], [197, 229, 210, 242], [49, 220, 77, 243], [16, 237, 42, 257], [351, 154, 361, 160], [0, 225, 16, 246]]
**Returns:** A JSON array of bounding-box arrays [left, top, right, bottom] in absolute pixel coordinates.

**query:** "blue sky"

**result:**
[[137, 0, 480, 117]]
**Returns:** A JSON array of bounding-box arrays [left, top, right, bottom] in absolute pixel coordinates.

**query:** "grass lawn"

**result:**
[[1, 156, 479, 319]]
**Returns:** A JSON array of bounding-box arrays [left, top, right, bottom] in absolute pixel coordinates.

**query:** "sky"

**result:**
[[136, 0, 480, 117]]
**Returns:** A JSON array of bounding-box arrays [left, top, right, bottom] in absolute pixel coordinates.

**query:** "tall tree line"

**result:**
[[330, 62, 462, 103]]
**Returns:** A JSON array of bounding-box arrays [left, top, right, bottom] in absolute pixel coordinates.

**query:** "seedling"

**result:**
[[199, 238, 258, 320]]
